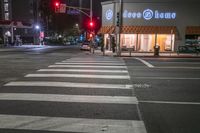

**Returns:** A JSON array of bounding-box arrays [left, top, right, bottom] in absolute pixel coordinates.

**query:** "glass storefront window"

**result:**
[[157, 34, 175, 51], [121, 34, 137, 49], [104, 33, 175, 52], [120, 34, 175, 52], [138, 34, 155, 52]]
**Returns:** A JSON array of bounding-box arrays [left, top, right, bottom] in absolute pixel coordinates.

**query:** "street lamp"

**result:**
[[35, 25, 40, 30], [34, 24, 41, 45]]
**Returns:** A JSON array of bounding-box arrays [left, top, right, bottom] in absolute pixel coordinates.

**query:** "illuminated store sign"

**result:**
[[106, 9, 113, 20], [105, 9, 176, 21], [123, 9, 176, 20]]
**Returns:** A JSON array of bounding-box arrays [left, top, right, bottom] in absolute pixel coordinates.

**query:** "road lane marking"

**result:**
[[56, 62, 125, 65], [5, 81, 133, 89], [154, 62, 200, 64], [25, 74, 130, 79], [140, 100, 200, 105], [38, 69, 128, 73], [48, 65, 127, 68], [0, 93, 138, 104], [155, 67, 200, 69], [133, 77, 200, 80], [0, 114, 147, 133], [135, 58, 154, 68]]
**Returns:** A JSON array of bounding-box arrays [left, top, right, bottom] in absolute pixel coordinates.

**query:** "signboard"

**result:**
[[105, 9, 176, 21], [123, 9, 176, 20], [59, 4, 66, 13], [106, 9, 113, 20], [40, 31, 44, 38], [67, 9, 80, 15]]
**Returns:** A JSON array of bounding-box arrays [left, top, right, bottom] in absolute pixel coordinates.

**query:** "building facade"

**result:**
[[99, 0, 200, 52], [0, 0, 40, 45]]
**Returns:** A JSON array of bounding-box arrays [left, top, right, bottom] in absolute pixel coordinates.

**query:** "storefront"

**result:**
[[0, 20, 33, 46], [99, 0, 200, 52]]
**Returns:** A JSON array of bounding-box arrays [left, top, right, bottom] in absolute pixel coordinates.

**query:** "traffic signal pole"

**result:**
[[90, 0, 95, 54], [116, 0, 122, 56], [90, 0, 93, 22]]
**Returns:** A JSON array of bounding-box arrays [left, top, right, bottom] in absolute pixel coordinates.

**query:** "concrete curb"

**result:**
[[92, 50, 200, 58]]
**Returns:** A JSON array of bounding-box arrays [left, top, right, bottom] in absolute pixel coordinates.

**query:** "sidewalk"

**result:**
[[93, 49, 200, 58]]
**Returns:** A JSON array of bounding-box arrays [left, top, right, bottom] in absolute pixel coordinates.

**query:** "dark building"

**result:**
[[0, 0, 41, 45]]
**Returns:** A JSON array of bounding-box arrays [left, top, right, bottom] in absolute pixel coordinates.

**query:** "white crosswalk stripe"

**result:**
[[38, 69, 129, 73], [62, 60, 124, 63], [0, 93, 138, 104], [25, 74, 130, 79], [57, 62, 126, 65], [63, 59, 123, 62], [0, 57, 147, 133], [5, 81, 133, 89], [49, 65, 127, 68], [0, 114, 146, 133]]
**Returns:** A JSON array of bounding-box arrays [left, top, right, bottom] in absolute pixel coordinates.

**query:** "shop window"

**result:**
[[104, 34, 111, 50], [157, 34, 175, 51], [4, 12, 9, 20], [4, 3, 9, 11], [121, 34, 137, 49], [138, 34, 155, 52]]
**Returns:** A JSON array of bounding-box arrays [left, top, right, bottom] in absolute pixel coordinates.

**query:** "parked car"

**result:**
[[178, 45, 200, 53]]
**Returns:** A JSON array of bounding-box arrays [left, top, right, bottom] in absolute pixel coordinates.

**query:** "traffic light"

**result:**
[[54, 1, 60, 13], [89, 33, 93, 38], [55, 1, 60, 8], [116, 12, 120, 27], [88, 21, 94, 29], [89, 22, 94, 27]]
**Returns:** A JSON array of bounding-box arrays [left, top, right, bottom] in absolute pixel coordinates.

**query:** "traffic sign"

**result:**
[[59, 4, 66, 13]]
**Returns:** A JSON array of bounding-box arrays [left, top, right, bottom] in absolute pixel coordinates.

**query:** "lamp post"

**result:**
[[34, 24, 41, 45]]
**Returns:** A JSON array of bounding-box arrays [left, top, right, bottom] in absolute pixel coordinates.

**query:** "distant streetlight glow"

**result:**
[[35, 25, 40, 30]]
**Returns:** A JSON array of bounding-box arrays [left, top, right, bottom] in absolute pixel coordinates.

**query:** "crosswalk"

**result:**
[[0, 56, 147, 133]]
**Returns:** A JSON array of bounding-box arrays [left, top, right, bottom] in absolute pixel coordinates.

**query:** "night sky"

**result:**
[[66, 0, 107, 17], [57, 0, 108, 32]]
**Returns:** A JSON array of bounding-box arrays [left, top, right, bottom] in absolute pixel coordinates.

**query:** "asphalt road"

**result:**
[[0, 45, 145, 133], [0, 45, 200, 133], [124, 57, 200, 133]]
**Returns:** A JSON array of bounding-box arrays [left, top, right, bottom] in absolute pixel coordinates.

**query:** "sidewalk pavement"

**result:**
[[0, 44, 70, 52], [93, 49, 200, 58]]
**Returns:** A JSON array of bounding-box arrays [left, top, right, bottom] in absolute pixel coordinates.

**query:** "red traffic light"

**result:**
[[89, 33, 93, 38], [54, 1, 60, 7], [89, 22, 94, 27], [88, 21, 95, 28]]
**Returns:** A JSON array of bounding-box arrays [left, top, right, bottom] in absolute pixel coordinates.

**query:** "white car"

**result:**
[[80, 41, 91, 51]]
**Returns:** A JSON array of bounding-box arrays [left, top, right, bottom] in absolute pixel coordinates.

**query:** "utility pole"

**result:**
[[116, 0, 122, 56], [79, 0, 83, 28], [90, 0, 93, 22]]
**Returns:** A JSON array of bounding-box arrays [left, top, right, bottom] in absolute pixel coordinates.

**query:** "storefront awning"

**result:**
[[99, 26, 177, 34], [121, 26, 176, 34], [186, 26, 200, 35], [98, 26, 115, 34]]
